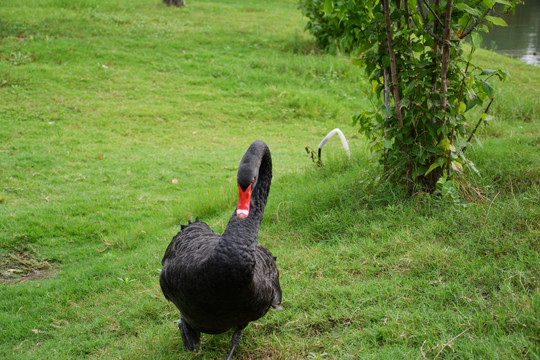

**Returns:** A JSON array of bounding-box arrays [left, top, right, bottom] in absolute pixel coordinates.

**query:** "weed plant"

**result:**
[[1, 0, 538, 359]]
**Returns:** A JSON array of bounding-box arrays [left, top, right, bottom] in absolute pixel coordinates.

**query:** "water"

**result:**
[[481, 1, 540, 66]]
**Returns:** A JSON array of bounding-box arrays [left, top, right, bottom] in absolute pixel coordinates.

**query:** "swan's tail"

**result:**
[[178, 319, 200, 351]]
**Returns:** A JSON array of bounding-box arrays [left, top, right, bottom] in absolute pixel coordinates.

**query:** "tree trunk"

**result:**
[[382, 0, 413, 192], [440, 0, 454, 113], [382, 0, 403, 129]]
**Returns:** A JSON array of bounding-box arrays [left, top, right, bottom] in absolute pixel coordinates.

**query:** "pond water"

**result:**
[[481, 1, 540, 66]]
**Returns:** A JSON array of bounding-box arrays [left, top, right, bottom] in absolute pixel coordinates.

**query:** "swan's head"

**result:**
[[236, 176, 255, 220]]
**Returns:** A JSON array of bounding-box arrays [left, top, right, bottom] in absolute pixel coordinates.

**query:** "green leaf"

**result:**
[[425, 162, 440, 176], [382, 138, 393, 149], [455, 3, 483, 17], [413, 42, 424, 52], [481, 0, 495, 7], [486, 16, 508, 27], [381, 55, 390, 68], [481, 69, 497, 76], [458, 101, 466, 115], [469, 32, 483, 48], [400, 98, 410, 109], [426, 123, 438, 141], [351, 57, 364, 66], [352, 112, 361, 126], [466, 74, 474, 87], [481, 80, 495, 97], [371, 80, 378, 94], [439, 138, 450, 151], [478, 24, 489, 33], [323, 0, 332, 15], [382, 106, 393, 119], [452, 161, 463, 172]]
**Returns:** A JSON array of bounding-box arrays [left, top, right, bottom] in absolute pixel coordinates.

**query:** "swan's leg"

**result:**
[[178, 318, 200, 351], [225, 326, 245, 360]]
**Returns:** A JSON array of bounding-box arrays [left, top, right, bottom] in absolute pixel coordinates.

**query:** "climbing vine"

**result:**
[[300, 0, 522, 193]]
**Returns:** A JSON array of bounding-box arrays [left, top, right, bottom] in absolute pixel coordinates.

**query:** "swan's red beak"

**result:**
[[236, 183, 252, 220]]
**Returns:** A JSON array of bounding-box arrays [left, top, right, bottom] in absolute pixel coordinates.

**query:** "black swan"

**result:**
[[160, 140, 283, 360]]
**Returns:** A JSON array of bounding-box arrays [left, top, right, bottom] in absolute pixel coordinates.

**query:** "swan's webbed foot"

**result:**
[[178, 319, 200, 351], [225, 326, 246, 360]]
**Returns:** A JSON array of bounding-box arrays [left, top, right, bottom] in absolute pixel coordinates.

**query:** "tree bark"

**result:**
[[382, 0, 412, 191], [430, 0, 441, 98], [440, 0, 453, 113], [382, 0, 403, 129]]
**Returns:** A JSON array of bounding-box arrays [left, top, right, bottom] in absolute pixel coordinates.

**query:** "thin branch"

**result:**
[[460, 8, 491, 39], [427, 28, 445, 44], [421, 0, 444, 28], [396, 0, 402, 32], [417, 0, 427, 23], [403, 0, 414, 63], [457, 53, 473, 104], [461, 14, 473, 37], [417, 1, 444, 44], [403, 0, 411, 29], [463, 96, 495, 152], [384, 68, 390, 108], [447, 52, 473, 170]]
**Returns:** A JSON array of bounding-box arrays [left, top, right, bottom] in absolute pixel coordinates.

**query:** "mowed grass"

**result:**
[[0, 0, 538, 359]]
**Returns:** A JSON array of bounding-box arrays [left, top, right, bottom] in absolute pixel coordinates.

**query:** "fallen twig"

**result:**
[[433, 327, 472, 360]]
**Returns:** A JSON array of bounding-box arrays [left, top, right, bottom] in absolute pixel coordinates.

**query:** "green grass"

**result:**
[[1, 0, 538, 359]]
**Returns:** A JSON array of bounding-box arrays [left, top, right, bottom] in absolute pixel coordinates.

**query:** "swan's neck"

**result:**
[[221, 142, 272, 246]]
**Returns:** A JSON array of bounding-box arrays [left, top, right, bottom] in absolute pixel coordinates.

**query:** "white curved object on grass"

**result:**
[[318, 128, 350, 160]]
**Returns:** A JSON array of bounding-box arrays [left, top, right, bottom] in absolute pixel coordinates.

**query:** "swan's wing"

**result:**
[[254, 244, 283, 309], [160, 221, 220, 305], [161, 221, 218, 266]]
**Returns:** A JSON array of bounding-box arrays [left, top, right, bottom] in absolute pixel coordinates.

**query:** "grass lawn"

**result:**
[[1, 0, 538, 359]]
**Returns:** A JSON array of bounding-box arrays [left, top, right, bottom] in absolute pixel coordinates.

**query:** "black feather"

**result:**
[[159, 141, 282, 359]]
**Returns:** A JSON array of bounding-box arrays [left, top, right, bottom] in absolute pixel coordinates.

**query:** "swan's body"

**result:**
[[160, 140, 282, 359]]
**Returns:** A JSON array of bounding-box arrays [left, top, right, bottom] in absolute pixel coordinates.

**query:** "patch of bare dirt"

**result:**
[[0, 245, 55, 284]]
